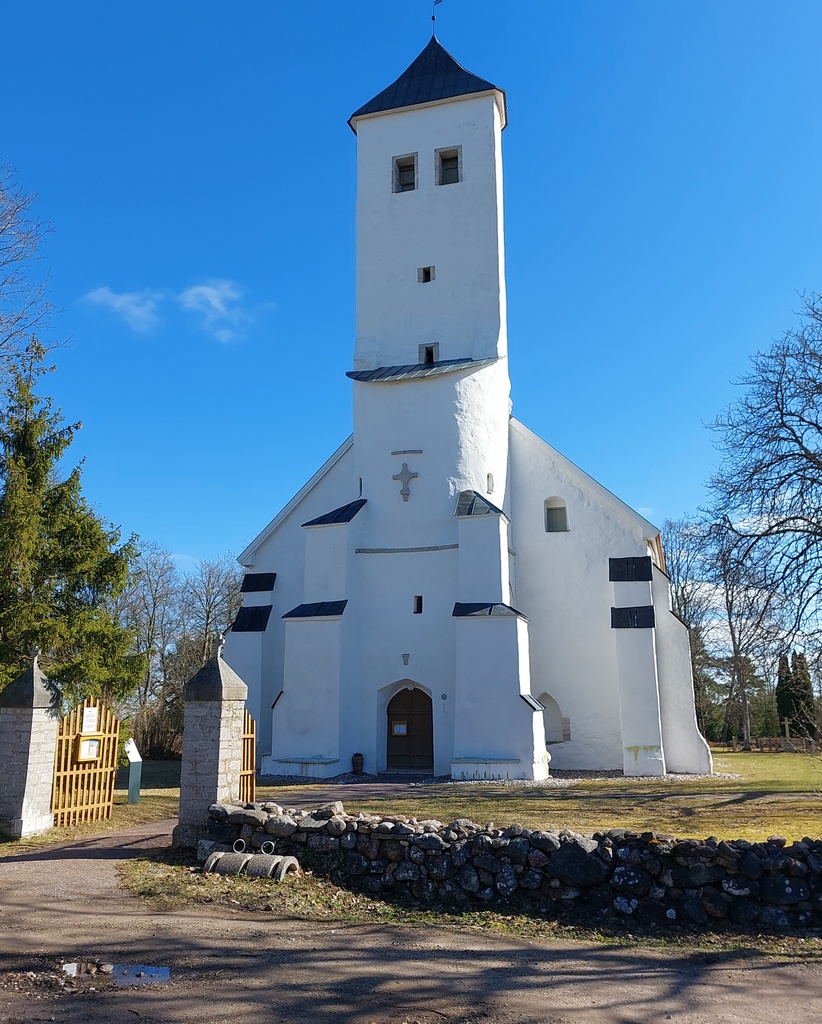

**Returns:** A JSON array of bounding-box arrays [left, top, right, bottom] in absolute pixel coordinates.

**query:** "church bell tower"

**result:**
[[347, 35, 513, 546], [346, 37, 549, 780]]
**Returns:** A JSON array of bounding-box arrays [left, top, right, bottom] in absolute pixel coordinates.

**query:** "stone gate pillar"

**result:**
[[0, 651, 60, 839], [172, 640, 248, 848]]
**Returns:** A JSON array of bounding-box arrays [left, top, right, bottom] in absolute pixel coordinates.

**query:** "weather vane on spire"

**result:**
[[432, 0, 443, 31]]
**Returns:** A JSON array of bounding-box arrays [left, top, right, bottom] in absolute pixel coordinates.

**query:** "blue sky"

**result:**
[[2, 1, 821, 566]]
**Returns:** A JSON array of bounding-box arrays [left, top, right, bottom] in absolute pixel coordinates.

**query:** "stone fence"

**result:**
[[200, 799, 822, 932]]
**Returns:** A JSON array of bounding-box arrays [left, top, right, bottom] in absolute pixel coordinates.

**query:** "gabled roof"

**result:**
[[509, 418, 660, 538], [237, 435, 354, 565], [302, 498, 366, 528], [349, 36, 506, 131], [347, 357, 495, 383]]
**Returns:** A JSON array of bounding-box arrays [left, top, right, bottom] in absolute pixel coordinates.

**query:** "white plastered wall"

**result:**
[[338, 544, 458, 777], [354, 92, 507, 369], [611, 578, 666, 777], [457, 511, 510, 603], [652, 565, 713, 774], [304, 522, 348, 601], [508, 418, 656, 771], [224, 441, 357, 770], [273, 617, 343, 776], [352, 355, 511, 553], [452, 615, 548, 780]]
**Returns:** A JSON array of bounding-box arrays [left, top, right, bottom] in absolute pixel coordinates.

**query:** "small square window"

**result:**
[[418, 342, 439, 365], [436, 147, 461, 186], [393, 154, 417, 193], [418, 266, 435, 283]]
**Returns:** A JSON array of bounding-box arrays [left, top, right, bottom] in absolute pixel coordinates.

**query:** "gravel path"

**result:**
[[0, 818, 820, 1023]]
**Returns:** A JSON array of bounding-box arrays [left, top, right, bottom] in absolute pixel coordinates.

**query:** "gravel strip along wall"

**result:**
[[200, 800, 822, 932]]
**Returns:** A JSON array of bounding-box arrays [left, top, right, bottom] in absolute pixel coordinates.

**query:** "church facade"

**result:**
[[224, 38, 712, 780]]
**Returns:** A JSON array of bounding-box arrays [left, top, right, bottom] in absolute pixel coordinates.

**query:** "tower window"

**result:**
[[544, 497, 569, 533], [393, 154, 417, 193], [419, 342, 439, 365], [414, 595, 423, 614], [436, 146, 461, 185], [418, 266, 435, 283]]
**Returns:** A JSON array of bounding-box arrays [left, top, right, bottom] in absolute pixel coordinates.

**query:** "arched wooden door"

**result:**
[[386, 688, 433, 770]]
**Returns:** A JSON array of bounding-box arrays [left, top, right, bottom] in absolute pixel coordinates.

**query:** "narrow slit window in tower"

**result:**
[[414, 595, 423, 614], [419, 342, 439, 365], [436, 147, 461, 185], [393, 154, 417, 193]]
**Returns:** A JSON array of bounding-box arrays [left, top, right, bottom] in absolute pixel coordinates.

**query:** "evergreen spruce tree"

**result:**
[[0, 344, 142, 703], [775, 654, 793, 728], [790, 652, 817, 738]]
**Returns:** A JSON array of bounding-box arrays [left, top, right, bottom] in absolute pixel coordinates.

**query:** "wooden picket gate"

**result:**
[[51, 698, 120, 827], [239, 707, 256, 803]]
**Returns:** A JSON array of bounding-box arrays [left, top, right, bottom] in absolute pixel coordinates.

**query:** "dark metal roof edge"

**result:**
[[454, 489, 507, 519], [240, 571, 277, 593], [348, 86, 507, 134], [230, 605, 274, 633], [301, 498, 367, 528], [452, 602, 530, 622], [346, 357, 496, 384], [282, 599, 349, 620]]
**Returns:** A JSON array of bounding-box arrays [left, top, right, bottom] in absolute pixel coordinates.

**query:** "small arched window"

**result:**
[[544, 497, 569, 533]]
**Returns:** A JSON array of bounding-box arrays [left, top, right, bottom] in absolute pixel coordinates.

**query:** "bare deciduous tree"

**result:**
[[662, 517, 721, 737], [112, 541, 182, 708], [0, 165, 56, 371], [115, 548, 243, 757], [706, 527, 787, 747], [710, 293, 822, 637], [182, 554, 243, 668]]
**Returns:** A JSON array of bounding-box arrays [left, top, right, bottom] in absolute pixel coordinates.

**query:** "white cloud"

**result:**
[[84, 286, 163, 332], [177, 279, 245, 342], [85, 278, 253, 341]]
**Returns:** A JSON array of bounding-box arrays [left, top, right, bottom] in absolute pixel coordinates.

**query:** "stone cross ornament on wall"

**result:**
[[392, 462, 418, 501]]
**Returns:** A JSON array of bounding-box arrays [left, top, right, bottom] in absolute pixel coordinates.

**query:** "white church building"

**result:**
[[225, 37, 711, 780]]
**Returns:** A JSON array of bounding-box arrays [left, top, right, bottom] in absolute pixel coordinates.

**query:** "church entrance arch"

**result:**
[[386, 688, 433, 770]]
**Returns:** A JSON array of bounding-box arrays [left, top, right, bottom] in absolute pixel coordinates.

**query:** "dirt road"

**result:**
[[0, 819, 820, 1023]]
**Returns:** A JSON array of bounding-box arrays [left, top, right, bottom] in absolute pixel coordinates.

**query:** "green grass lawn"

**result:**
[[261, 752, 822, 842], [0, 759, 181, 854], [2, 752, 820, 855]]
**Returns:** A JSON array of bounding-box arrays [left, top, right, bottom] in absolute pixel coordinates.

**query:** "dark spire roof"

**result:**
[[349, 36, 505, 131], [182, 638, 247, 702], [0, 650, 56, 709]]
